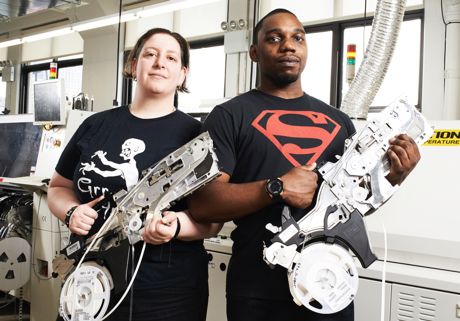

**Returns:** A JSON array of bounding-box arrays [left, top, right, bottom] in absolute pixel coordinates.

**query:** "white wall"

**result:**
[[81, 26, 123, 112], [175, 0, 227, 39], [22, 33, 84, 62], [0, 48, 7, 62], [422, 0, 447, 120], [125, 12, 174, 50]]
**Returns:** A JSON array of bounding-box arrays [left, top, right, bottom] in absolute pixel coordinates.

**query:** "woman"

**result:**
[[48, 28, 222, 321]]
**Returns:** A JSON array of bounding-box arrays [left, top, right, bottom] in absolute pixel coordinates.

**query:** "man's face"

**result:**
[[250, 13, 307, 88]]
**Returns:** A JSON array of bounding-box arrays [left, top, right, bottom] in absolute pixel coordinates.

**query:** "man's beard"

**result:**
[[267, 71, 300, 87]]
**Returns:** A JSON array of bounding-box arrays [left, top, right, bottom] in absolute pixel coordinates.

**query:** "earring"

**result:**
[[134, 78, 137, 82], [176, 85, 180, 89]]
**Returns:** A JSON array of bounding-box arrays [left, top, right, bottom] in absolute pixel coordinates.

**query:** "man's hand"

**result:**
[[142, 211, 178, 245], [280, 163, 318, 209], [386, 134, 421, 186], [69, 196, 103, 235]]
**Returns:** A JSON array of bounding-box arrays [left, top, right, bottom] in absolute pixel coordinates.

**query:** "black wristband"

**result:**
[[173, 217, 181, 239], [65, 205, 78, 228], [266, 178, 284, 203]]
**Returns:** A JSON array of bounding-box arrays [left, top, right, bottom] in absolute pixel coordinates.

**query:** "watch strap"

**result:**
[[173, 217, 181, 239], [65, 205, 78, 228], [266, 178, 284, 203]]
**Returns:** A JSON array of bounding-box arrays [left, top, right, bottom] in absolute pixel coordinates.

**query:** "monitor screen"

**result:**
[[0, 122, 42, 178], [32, 78, 66, 126]]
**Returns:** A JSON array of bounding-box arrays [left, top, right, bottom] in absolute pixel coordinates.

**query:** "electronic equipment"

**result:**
[[31, 78, 67, 126], [0, 115, 42, 179], [0, 110, 94, 321], [353, 119, 460, 321], [263, 97, 433, 314], [72, 93, 89, 111], [52, 132, 221, 321]]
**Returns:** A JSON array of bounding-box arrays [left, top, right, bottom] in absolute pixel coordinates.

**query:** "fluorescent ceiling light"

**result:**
[[0, 39, 22, 48], [121, 13, 140, 23], [140, 0, 219, 17], [72, 16, 121, 32], [22, 27, 74, 43], [0, 0, 220, 48]]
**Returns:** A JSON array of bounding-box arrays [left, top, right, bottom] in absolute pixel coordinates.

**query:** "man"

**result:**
[[188, 9, 420, 321]]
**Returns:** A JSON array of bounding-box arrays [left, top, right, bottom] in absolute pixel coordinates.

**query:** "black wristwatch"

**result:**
[[65, 206, 78, 228], [266, 178, 284, 203]]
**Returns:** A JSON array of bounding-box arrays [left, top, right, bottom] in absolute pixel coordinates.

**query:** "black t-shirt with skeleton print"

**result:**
[[56, 105, 206, 290]]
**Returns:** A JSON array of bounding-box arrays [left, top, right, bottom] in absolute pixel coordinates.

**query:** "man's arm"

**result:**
[[188, 163, 318, 223]]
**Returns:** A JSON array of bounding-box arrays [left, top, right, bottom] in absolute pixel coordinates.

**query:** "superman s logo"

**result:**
[[252, 111, 341, 167]]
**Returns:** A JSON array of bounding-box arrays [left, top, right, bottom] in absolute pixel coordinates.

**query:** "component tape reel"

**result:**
[[0, 237, 31, 291], [59, 262, 113, 321], [288, 243, 358, 314]]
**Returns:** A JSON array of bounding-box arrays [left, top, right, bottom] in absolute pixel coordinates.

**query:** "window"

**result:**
[[265, 0, 423, 22], [58, 65, 83, 98], [302, 30, 333, 103], [342, 0, 423, 16], [341, 18, 422, 107], [20, 55, 83, 114], [178, 42, 226, 113], [297, 10, 423, 111], [263, 2, 423, 111]]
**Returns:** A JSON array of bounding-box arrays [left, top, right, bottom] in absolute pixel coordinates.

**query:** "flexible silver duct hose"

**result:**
[[340, 0, 407, 119]]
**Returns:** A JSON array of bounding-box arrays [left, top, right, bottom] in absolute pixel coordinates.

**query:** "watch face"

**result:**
[[268, 179, 283, 195]]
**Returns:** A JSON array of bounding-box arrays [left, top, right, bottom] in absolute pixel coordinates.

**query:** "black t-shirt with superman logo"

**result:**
[[201, 89, 356, 300]]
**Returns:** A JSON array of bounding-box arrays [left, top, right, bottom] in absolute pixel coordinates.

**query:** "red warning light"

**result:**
[[50, 62, 57, 79]]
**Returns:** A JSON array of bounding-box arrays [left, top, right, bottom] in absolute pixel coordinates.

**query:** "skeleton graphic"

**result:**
[[80, 138, 146, 191]]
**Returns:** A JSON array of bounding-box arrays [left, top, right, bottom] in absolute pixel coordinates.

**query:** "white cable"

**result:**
[[74, 209, 118, 272], [379, 210, 388, 321], [71, 208, 147, 321], [100, 241, 146, 321]]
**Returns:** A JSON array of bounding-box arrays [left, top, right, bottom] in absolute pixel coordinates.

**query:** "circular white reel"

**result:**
[[60, 262, 112, 321], [0, 237, 31, 291], [288, 242, 358, 314]]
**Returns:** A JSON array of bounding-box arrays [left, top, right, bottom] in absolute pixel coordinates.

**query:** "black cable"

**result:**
[[441, 1, 460, 25], [113, 0, 123, 106], [0, 293, 16, 309], [441, 0, 447, 25], [249, 0, 257, 89]]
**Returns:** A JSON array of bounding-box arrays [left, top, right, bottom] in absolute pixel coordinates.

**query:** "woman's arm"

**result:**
[[175, 211, 223, 241], [48, 172, 80, 223], [48, 171, 100, 235], [142, 210, 223, 245]]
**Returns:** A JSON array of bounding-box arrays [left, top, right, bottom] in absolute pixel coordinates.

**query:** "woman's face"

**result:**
[[132, 33, 186, 97]]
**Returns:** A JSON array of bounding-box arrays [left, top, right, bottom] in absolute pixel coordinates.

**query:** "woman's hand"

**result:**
[[69, 196, 103, 235], [142, 211, 179, 245]]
